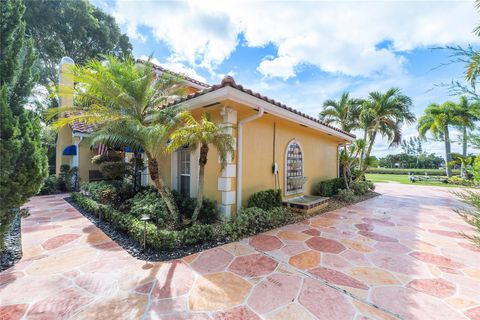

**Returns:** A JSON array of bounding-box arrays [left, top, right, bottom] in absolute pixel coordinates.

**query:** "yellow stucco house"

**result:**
[[56, 58, 355, 219]]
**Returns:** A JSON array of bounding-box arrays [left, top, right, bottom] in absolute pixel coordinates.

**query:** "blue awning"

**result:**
[[123, 147, 144, 153], [62, 145, 77, 156]]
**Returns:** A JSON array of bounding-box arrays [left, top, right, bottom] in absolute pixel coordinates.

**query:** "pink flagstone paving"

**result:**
[[1, 183, 479, 319]]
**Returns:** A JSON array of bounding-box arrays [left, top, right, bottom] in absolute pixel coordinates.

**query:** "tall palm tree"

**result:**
[[418, 102, 461, 177], [455, 96, 479, 177], [320, 92, 363, 185], [166, 113, 235, 224], [48, 55, 187, 218], [360, 88, 415, 173], [319, 92, 362, 132]]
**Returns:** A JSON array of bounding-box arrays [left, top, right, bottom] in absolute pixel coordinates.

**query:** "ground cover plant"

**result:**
[[455, 190, 480, 247]]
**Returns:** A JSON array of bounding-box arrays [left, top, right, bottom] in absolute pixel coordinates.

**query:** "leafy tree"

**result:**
[[166, 113, 235, 224], [418, 102, 462, 177], [0, 0, 48, 215], [48, 55, 186, 220], [359, 88, 415, 174], [23, 0, 132, 85], [319, 92, 363, 132]]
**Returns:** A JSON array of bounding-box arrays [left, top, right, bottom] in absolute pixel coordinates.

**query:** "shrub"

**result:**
[[448, 176, 475, 186], [315, 178, 346, 197], [91, 154, 123, 165], [172, 190, 219, 223], [179, 224, 214, 246], [336, 189, 356, 202], [129, 190, 173, 228], [99, 161, 129, 180], [82, 180, 135, 208], [223, 206, 294, 240], [351, 181, 375, 195], [38, 175, 61, 195], [247, 189, 282, 211], [58, 165, 79, 191], [198, 198, 219, 224]]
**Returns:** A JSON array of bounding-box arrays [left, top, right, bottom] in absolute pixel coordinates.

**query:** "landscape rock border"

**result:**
[[0, 212, 22, 272]]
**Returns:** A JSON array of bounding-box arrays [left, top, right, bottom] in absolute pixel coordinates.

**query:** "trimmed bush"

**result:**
[[172, 190, 219, 223], [38, 175, 61, 195], [223, 206, 294, 241], [247, 189, 282, 211], [366, 168, 459, 175], [351, 180, 375, 195], [179, 224, 214, 246], [82, 180, 135, 208], [314, 178, 346, 197], [337, 189, 356, 202]]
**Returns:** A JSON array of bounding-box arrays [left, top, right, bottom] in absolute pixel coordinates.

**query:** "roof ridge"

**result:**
[[136, 59, 211, 88]]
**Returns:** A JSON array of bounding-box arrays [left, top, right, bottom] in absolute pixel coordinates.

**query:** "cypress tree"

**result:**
[[0, 0, 47, 218]]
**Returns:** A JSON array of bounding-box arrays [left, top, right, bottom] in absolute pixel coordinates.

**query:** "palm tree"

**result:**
[[360, 88, 415, 173], [455, 96, 479, 177], [48, 55, 187, 218], [418, 102, 461, 177], [166, 113, 235, 224], [320, 92, 363, 186], [319, 92, 363, 132]]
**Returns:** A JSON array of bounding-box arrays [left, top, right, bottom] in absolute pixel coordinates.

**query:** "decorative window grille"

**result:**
[[285, 139, 304, 195]]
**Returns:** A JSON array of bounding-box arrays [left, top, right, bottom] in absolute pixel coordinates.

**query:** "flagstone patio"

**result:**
[[0, 183, 479, 320]]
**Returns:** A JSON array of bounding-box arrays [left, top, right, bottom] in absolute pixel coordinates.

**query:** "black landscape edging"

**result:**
[[65, 197, 229, 261], [0, 212, 22, 272]]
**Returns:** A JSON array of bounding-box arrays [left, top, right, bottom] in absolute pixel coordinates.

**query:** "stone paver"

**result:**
[[0, 183, 479, 319]]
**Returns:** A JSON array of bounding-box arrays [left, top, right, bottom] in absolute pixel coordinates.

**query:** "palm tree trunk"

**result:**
[[359, 128, 368, 170], [191, 143, 209, 224], [461, 126, 468, 178], [147, 155, 180, 221], [444, 126, 453, 178]]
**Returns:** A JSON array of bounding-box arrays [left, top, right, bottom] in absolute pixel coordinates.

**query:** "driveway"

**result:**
[[0, 183, 479, 320]]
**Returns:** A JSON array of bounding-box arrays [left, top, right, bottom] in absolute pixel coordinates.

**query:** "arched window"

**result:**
[[285, 139, 305, 195]]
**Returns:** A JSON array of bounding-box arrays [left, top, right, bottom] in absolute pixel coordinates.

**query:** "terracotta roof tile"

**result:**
[[162, 75, 356, 139], [137, 59, 211, 89]]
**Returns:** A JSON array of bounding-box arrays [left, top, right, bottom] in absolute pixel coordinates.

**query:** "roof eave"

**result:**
[[175, 86, 356, 142]]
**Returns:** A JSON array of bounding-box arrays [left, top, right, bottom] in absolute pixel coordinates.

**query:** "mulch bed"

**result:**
[[0, 212, 22, 272], [66, 197, 229, 261]]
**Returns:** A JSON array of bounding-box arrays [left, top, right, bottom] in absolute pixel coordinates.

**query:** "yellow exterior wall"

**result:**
[[55, 126, 73, 175], [155, 99, 344, 216], [77, 140, 100, 183]]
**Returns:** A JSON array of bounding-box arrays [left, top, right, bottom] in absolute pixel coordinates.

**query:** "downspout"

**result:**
[[236, 107, 265, 212]]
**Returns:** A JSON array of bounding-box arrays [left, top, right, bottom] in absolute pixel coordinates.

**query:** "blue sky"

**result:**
[[93, 0, 479, 157]]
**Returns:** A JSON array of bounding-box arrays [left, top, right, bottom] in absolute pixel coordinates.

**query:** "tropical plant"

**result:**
[[319, 92, 363, 132], [166, 113, 235, 224], [48, 55, 187, 220], [359, 88, 415, 174], [418, 102, 462, 177], [454, 96, 480, 177]]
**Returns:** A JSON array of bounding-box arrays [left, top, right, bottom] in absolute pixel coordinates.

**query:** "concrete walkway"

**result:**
[[0, 183, 479, 320]]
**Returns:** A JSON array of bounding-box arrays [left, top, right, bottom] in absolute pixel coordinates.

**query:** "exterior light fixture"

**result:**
[[140, 214, 151, 250]]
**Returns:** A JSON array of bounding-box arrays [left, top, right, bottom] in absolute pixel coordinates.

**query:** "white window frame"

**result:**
[[171, 146, 198, 196]]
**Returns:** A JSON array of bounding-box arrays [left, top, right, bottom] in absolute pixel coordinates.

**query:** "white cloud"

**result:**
[[113, 0, 479, 78]]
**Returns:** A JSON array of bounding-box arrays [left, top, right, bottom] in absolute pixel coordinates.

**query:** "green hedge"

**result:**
[[314, 178, 346, 197], [366, 168, 459, 176], [247, 189, 282, 211], [71, 193, 213, 250]]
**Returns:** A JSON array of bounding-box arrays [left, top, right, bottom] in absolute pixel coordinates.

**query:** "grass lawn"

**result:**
[[365, 173, 460, 188]]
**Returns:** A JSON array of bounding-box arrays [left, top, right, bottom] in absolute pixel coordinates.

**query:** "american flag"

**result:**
[[96, 144, 108, 156]]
